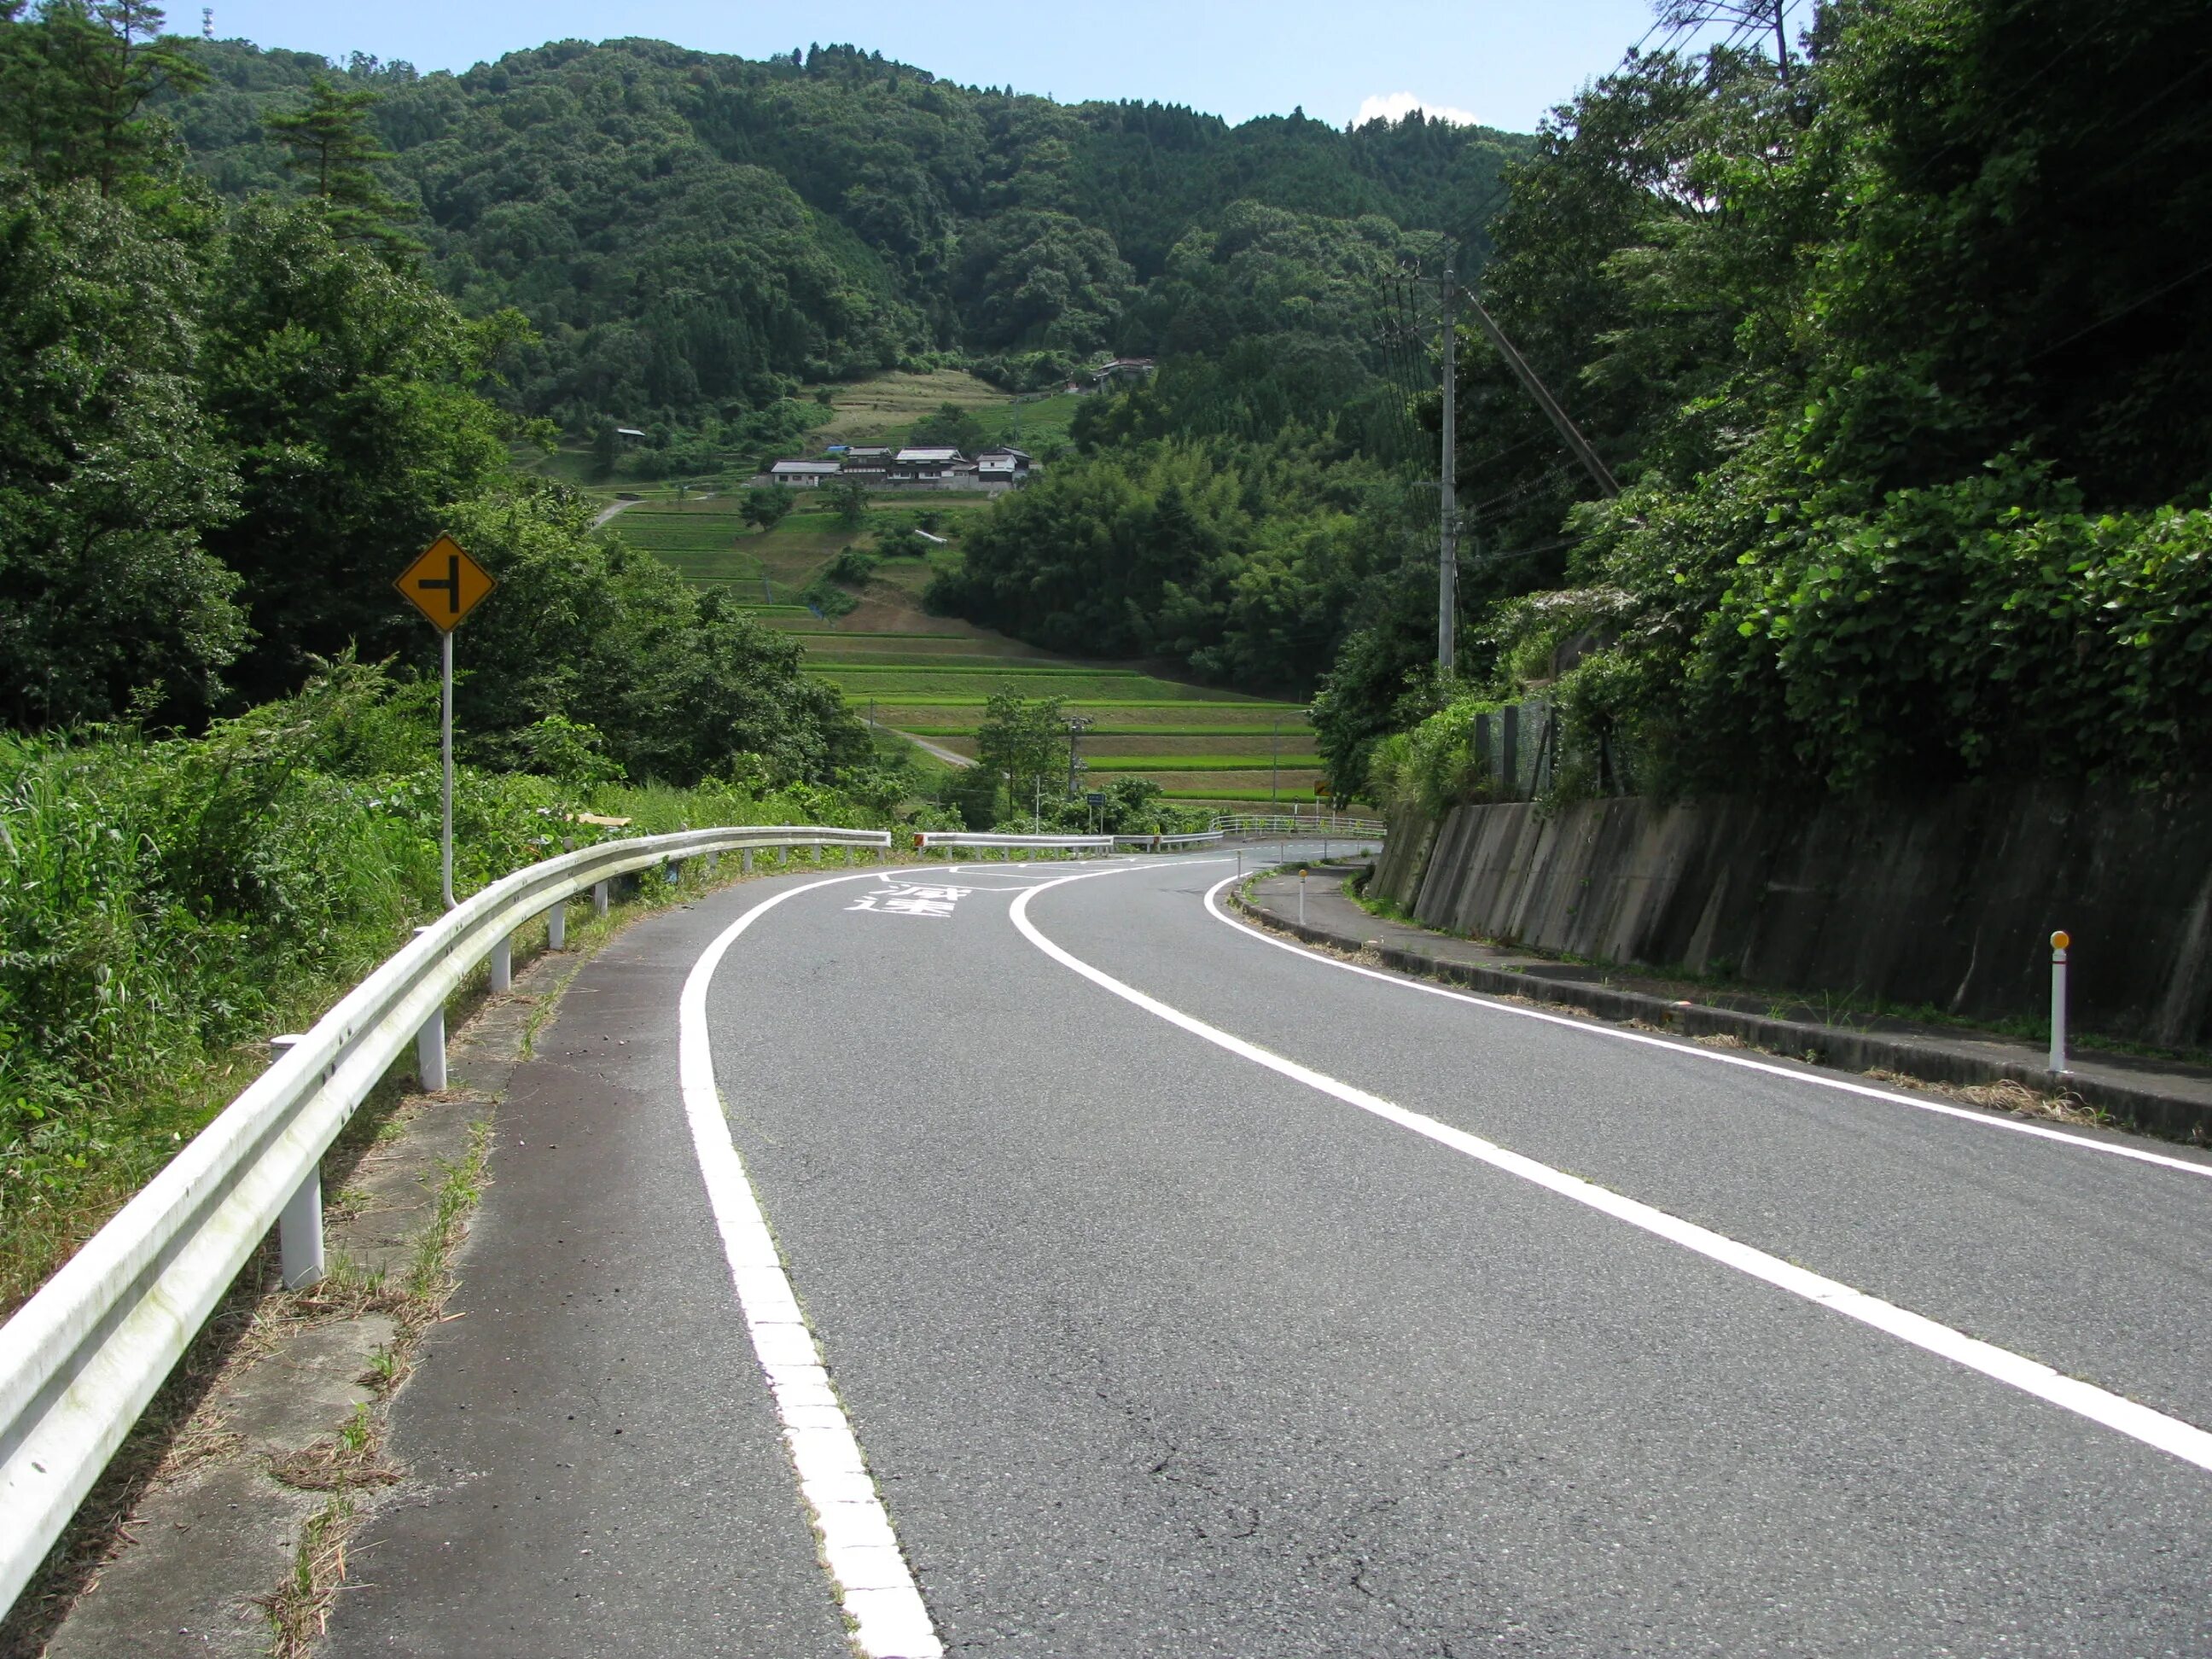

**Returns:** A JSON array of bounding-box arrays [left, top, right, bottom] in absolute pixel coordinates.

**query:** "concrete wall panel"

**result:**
[[1380, 785, 2212, 1045]]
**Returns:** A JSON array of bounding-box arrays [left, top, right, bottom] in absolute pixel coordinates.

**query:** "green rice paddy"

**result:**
[[608, 488, 1322, 807]]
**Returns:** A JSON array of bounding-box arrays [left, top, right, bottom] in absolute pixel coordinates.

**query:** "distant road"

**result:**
[[323, 848, 2212, 1656], [591, 497, 642, 528], [889, 729, 974, 769]]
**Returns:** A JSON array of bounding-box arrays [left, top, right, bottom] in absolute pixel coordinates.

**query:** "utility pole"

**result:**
[[1439, 253, 1458, 675], [1065, 715, 1092, 798]]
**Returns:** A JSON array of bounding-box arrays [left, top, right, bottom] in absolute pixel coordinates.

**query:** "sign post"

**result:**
[[393, 535, 497, 909]]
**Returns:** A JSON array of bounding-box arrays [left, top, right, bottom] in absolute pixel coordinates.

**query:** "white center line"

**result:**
[[1009, 864, 2212, 1476], [680, 870, 943, 1659]]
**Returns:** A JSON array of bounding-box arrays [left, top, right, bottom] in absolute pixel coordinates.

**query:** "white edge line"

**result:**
[[1205, 872, 2212, 1181], [679, 870, 945, 1659], [1008, 864, 2212, 1476]]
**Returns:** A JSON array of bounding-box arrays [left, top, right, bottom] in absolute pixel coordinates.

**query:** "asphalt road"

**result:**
[[327, 849, 2212, 1656]]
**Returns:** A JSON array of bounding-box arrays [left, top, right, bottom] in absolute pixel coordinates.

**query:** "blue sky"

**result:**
[[188, 0, 1685, 133]]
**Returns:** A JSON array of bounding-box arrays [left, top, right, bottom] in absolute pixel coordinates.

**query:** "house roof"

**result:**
[[770, 459, 841, 474], [977, 446, 1031, 461], [846, 445, 892, 457], [894, 447, 963, 463]]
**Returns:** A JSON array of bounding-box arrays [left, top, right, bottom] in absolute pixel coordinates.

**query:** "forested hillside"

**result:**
[[1345, 0, 2212, 810], [898, 0, 2212, 812], [159, 38, 1527, 430]]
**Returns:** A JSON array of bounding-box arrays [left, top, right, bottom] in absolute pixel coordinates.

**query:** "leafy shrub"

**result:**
[[825, 546, 879, 585], [800, 577, 859, 617]]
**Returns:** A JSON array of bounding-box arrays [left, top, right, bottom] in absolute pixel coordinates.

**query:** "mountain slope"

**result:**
[[161, 38, 1531, 427]]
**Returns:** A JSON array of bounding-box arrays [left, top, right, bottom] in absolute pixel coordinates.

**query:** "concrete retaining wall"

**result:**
[[1377, 785, 2212, 1046]]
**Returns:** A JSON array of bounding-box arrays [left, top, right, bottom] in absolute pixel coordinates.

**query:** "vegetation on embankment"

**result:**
[[0, 11, 963, 1308], [0, 661, 936, 1314], [1328, 0, 2212, 806]]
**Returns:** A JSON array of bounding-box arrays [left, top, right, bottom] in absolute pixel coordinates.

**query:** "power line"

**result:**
[[2024, 253, 2212, 364]]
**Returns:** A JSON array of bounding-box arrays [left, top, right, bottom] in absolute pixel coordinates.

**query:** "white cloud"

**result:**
[[1353, 91, 1483, 129]]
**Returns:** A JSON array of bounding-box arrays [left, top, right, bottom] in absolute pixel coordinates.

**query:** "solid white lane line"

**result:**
[[1010, 867, 2212, 1476], [680, 871, 942, 1659], [1204, 873, 2212, 1182]]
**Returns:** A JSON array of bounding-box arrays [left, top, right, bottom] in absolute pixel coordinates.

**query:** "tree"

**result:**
[[739, 486, 793, 532], [196, 199, 514, 701], [263, 74, 413, 246], [0, 0, 206, 196], [906, 400, 987, 453], [974, 690, 1067, 820], [824, 477, 869, 527], [0, 174, 244, 725]]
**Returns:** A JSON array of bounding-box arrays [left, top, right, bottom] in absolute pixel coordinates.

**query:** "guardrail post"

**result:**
[[265, 1035, 325, 1288], [489, 933, 512, 993], [409, 928, 448, 1093], [841, 846, 853, 866], [665, 859, 682, 886], [742, 848, 754, 875], [416, 1005, 446, 1092], [280, 1166, 324, 1289], [592, 879, 610, 917], [706, 851, 719, 876], [546, 899, 567, 951]]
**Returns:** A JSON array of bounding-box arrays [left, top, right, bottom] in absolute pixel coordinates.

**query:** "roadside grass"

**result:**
[[0, 703, 917, 1321]]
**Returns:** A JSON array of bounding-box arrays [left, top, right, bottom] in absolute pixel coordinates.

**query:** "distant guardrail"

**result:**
[[912, 831, 1115, 853], [0, 824, 892, 1616], [1210, 812, 1388, 839]]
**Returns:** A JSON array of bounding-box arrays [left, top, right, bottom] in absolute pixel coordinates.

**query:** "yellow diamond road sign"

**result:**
[[395, 534, 495, 632]]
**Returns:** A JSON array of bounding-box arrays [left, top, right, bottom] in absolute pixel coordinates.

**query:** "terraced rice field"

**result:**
[[610, 494, 1324, 806]]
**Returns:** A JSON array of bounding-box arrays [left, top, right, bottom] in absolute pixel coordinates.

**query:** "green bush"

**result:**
[[825, 546, 879, 585], [1559, 449, 2212, 795], [0, 660, 938, 1309], [800, 576, 859, 618]]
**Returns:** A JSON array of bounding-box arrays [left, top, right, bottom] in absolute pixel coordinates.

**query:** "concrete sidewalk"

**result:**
[[1239, 864, 2212, 1143]]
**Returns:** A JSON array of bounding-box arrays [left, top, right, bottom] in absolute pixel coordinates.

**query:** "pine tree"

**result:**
[[0, 0, 205, 195], [264, 74, 413, 246]]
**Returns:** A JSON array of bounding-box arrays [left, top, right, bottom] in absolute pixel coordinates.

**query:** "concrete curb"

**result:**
[[1231, 888, 2212, 1145]]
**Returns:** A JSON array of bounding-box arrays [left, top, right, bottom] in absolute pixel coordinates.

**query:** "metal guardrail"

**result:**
[[1210, 812, 1388, 839], [910, 830, 1231, 854], [0, 824, 890, 1615], [912, 831, 1115, 853]]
